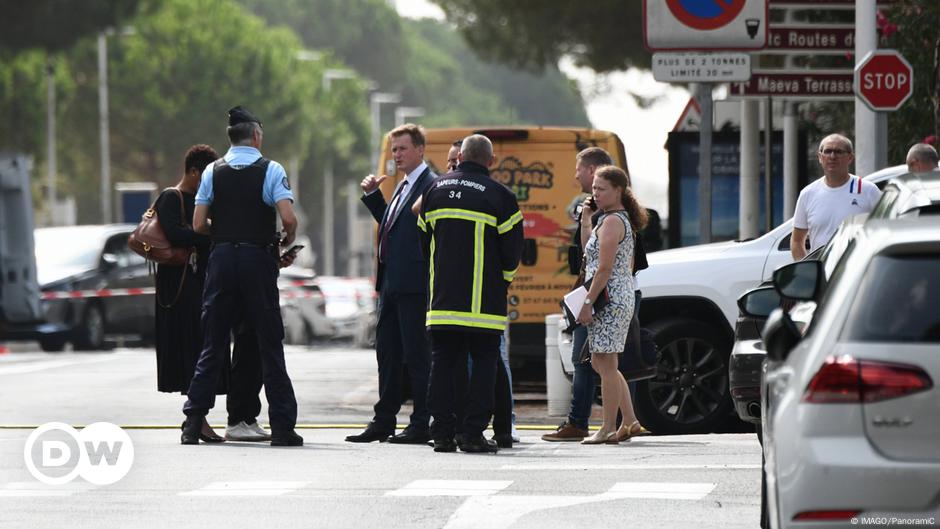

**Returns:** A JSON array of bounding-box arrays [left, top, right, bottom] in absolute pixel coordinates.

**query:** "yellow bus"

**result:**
[[376, 127, 629, 375]]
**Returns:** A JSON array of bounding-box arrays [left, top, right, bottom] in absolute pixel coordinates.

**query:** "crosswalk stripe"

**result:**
[[500, 463, 760, 470], [179, 481, 310, 496], [386, 480, 513, 497]]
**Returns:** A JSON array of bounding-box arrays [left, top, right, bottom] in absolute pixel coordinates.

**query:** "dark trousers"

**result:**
[[184, 244, 297, 432], [373, 291, 430, 431], [226, 318, 263, 426], [428, 330, 500, 441], [455, 334, 512, 436]]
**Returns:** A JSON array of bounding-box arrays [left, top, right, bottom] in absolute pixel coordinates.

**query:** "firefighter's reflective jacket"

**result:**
[[417, 161, 524, 334]]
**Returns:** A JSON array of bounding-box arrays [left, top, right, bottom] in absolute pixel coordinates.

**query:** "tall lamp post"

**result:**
[[321, 68, 357, 276], [369, 92, 401, 176], [394, 106, 425, 127], [97, 26, 134, 224]]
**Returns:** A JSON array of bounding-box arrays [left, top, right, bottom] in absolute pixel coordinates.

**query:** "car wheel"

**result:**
[[39, 337, 67, 352], [633, 318, 733, 434], [74, 304, 107, 351]]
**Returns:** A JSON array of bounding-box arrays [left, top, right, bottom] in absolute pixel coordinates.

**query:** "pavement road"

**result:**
[[0, 346, 762, 528]]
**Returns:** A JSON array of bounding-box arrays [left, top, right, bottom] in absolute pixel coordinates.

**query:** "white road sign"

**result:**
[[652, 53, 752, 82]]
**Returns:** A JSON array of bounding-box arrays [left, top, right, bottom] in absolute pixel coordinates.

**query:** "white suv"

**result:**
[[632, 164, 907, 434]]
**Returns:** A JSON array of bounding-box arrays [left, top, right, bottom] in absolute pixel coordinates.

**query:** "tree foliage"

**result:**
[[430, 0, 648, 73], [401, 18, 589, 127], [0, 0, 151, 53], [237, 0, 407, 89], [53, 0, 369, 223]]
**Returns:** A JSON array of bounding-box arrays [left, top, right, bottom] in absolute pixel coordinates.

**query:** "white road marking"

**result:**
[[0, 481, 93, 497], [179, 481, 310, 496], [386, 480, 513, 497], [500, 463, 760, 470], [601, 481, 716, 500], [0, 356, 118, 376], [441, 481, 717, 529]]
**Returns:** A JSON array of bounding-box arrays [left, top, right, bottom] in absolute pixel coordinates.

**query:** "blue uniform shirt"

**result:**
[[195, 146, 294, 207]]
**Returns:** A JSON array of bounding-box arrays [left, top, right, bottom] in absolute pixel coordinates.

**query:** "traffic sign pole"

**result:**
[[696, 83, 713, 243], [854, 0, 886, 177]]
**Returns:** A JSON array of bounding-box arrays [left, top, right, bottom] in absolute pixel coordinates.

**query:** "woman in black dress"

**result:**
[[154, 144, 225, 442]]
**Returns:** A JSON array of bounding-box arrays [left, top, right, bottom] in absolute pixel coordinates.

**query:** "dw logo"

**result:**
[[23, 422, 134, 485]]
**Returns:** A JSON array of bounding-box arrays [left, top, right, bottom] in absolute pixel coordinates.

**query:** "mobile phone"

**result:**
[[280, 245, 304, 260], [588, 196, 597, 209]]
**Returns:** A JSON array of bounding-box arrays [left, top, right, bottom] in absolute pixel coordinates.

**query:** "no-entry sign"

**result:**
[[854, 49, 913, 111], [644, 0, 768, 51]]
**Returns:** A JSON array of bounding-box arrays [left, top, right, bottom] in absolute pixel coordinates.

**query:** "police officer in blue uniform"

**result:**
[[181, 106, 302, 447]]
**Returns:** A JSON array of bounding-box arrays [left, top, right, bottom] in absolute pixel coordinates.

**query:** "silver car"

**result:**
[[761, 218, 940, 528]]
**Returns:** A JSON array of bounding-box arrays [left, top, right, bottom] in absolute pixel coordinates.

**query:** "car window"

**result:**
[[842, 254, 940, 343], [869, 185, 899, 220], [803, 239, 856, 337]]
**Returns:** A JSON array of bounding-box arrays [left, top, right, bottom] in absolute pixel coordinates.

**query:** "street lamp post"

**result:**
[[369, 92, 401, 176], [394, 106, 425, 127], [321, 69, 357, 277], [97, 33, 111, 224]]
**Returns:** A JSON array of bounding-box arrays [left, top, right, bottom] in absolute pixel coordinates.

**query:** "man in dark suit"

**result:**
[[347, 123, 435, 444]]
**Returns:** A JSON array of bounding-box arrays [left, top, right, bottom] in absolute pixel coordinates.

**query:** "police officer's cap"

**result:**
[[227, 106, 262, 127]]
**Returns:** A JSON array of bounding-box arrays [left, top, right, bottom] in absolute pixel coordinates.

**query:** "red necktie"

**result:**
[[378, 180, 408, 262]]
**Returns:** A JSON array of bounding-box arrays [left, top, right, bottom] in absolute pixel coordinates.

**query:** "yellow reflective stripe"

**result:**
[[502, 267, 518, 282], [426, 310, 507, 330], [417, 215, 426, 232], [428, 235, 436, 302], [471, 221, 484, 313], [425, 208, 496, 227], [498, 210, 523, 234]]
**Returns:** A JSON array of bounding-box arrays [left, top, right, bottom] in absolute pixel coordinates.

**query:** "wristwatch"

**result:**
[[583, 297, 593, 306]]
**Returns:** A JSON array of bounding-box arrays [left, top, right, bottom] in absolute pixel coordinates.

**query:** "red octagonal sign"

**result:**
[[854, 49, 913, 111]]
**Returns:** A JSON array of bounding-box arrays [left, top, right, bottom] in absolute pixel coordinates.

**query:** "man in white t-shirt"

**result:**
[[791, 134, 881, 260]]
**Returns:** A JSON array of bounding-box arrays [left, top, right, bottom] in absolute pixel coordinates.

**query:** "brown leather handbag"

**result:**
[[127, 188, 192, 266]]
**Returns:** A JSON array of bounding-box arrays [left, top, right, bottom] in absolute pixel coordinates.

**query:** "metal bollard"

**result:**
[[545, 314, 572, 417]]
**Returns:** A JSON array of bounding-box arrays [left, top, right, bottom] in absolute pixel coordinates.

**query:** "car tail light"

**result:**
[[803, 355, 933, 403], [793, 510, 861, 521]]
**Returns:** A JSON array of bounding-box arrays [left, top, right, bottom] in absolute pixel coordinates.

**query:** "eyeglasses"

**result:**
[[819, 148, 850, 157]]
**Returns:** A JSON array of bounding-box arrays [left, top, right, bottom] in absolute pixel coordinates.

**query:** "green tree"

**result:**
[[236, 0, 407, 88], [401, 18, 589, 127], [0, 0, 151, 53], [430, 0, 647, 73], [54, 0, 369, 224]]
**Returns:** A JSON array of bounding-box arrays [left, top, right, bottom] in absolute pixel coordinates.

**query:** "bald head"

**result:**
[[906, 143, 939, 172], [460, 134, 495, 166]]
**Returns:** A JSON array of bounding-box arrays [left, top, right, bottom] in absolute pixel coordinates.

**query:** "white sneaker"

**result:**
[[225, 421, 271, 441]]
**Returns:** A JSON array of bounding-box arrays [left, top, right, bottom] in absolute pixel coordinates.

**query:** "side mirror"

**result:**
[[762, 308, 801, 362], [521, 238, 537, 266], [773, 260, 823, 301], [101, 253, 119, 270], [737, 286, 780, 318]]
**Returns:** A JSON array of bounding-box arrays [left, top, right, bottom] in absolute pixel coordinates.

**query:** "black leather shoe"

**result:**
[[388, 426, 431, 445], [271, 430, 304, 447], [432, 438, 457, 453], [492, 433, 514, 449], [458, 435, 499, 454], [345, 422, 393, 443], [181, 416, 203, 445]]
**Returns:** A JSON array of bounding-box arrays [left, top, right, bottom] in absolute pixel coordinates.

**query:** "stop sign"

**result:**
[[854, 49, 914, 111]]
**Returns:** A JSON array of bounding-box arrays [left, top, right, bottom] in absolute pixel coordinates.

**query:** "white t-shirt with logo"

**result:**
[[793, 175, 881, 253]]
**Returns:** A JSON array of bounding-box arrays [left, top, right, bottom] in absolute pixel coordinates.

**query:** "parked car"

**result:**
[[278, 266, 334, 345], [315, 276, 376, 348], [760, 218, 940, 528], [730, 168, 940, 425], [34, 224, 153, 351], [634, 164, 907, 434]]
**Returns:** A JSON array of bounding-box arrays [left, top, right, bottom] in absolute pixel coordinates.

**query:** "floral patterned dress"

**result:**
[[584, 210, 635, 354]]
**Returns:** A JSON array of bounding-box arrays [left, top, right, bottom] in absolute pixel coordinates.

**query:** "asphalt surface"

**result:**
[[0, 345, 763, 528]]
